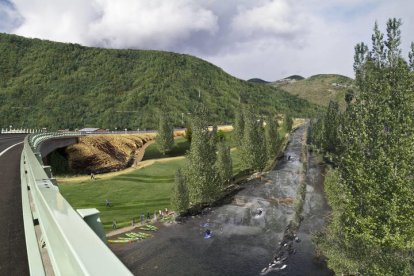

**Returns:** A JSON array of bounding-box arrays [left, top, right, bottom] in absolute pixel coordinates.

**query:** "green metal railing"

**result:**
[[21, 132, 132, 275]]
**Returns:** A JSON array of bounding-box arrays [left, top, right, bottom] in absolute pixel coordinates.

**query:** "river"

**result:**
[[111, 125, 333, 275]]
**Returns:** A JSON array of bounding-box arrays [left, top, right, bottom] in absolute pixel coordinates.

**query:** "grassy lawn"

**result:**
[[60, 158, 185, 231], [60, 134, 240, 232]]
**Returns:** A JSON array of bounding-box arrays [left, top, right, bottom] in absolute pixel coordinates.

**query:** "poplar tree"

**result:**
[[353, 42, 369, 74], [241, 109, 267, 171], [408, 42, 414, 71], [216, 141, 233, 186], [323, 100, 340, 154], [234, 107, 245, 147], [385, 18, 402, 67], [283, 113, 293, 132], [256, 118, 267, 169], [156, 111, 174, 155], [185, 106, 220, 203], [171, 169, 189, 214], [318, 19, 414, 275], [310, 116, 325, 150], [370, 21, 386, 67], [265, 115, 279, 161]]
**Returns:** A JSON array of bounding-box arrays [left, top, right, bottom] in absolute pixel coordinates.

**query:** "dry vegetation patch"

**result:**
[[67, 134, 156, 174], [273, 74, 354, 110]]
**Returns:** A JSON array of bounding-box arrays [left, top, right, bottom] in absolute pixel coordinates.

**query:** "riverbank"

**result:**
[[260, 130, 333, 275], [110, 124, 318, 275]]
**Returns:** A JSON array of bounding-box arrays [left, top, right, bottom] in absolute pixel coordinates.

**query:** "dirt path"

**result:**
[[132, 140, 155, 166], [57, 154, 185, 184]]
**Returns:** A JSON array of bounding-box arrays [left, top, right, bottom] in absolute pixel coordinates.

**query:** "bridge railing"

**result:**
[[21, 132, 132, 275]]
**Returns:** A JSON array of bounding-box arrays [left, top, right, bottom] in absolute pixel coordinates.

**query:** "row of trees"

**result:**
[[171, 106, 232, 213], [310, 19, 414, 275], [171, 105, 292, 214], [235, 107, 291, 171]]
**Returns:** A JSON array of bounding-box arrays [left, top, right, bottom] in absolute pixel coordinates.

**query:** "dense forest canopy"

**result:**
[[0, 33, 319, 130]]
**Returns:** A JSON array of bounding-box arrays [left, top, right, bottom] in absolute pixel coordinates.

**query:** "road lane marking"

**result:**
[[0, 142, 23, 157]]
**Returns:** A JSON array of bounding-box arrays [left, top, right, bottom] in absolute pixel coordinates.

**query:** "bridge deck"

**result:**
[[0, 135, 29, 275]]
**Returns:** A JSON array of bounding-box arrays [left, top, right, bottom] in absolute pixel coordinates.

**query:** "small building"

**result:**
[[79, 128, 108, 134]]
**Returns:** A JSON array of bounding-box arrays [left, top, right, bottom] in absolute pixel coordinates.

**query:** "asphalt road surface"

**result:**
[[0, 134, 29, 275]]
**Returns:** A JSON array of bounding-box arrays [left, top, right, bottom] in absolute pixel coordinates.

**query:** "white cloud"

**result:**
[[231, 0, 307, 39], [88, 0, 218, 49], [11, 0, 218, 50], [12, 0, 99, 43]]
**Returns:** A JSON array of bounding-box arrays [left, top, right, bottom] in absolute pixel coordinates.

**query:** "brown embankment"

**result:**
[[66, 134, 157, 174]]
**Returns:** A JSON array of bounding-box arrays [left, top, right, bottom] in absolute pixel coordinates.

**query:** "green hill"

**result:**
[[247, 78, 270, 84], [0, 33, 320, 130], [272, 74, 354, 110], [284, 75, 305, 81]]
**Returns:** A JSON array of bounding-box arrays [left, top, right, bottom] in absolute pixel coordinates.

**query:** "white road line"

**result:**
[[0, 142, 23, 157]]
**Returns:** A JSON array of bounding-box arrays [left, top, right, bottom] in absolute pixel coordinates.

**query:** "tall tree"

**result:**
[[241, 109, 267, 171], [385, 18, 402, 67], [171, 169, 189, 214], [323, 100, 340, 154], [185, 106, 220, 203], [156, 111, 174, 155], [408, 42, 414, 71], [318, 19, 414, 275], [284, 113, 293, 132], [184, 121, 192, 143], [215, 141, 233, 186], [370, 21, 386, 67], [256, 118, 267, 169], [233, 107, 245, 147], [353, 42, 369, 74], [265, 115, 279, 161]]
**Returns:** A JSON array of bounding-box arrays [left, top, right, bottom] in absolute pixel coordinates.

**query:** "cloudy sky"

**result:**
[[1, 0, 413, 81]]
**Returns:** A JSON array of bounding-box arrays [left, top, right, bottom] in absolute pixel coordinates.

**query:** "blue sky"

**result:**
[[1, 0, 413, 81]]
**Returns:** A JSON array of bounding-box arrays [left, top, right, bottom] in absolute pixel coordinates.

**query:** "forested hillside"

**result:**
[[0, 33, 319, 130]]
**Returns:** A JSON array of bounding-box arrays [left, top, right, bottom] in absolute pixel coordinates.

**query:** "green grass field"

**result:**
[[60, 158, 186, 230], [59, 130, 277, 232]]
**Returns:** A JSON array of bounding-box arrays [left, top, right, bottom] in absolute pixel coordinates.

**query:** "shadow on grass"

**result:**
[[142, 137, 190, 160]]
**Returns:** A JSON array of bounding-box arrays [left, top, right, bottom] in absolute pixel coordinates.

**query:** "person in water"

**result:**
[[205, 229, 211, 237]]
